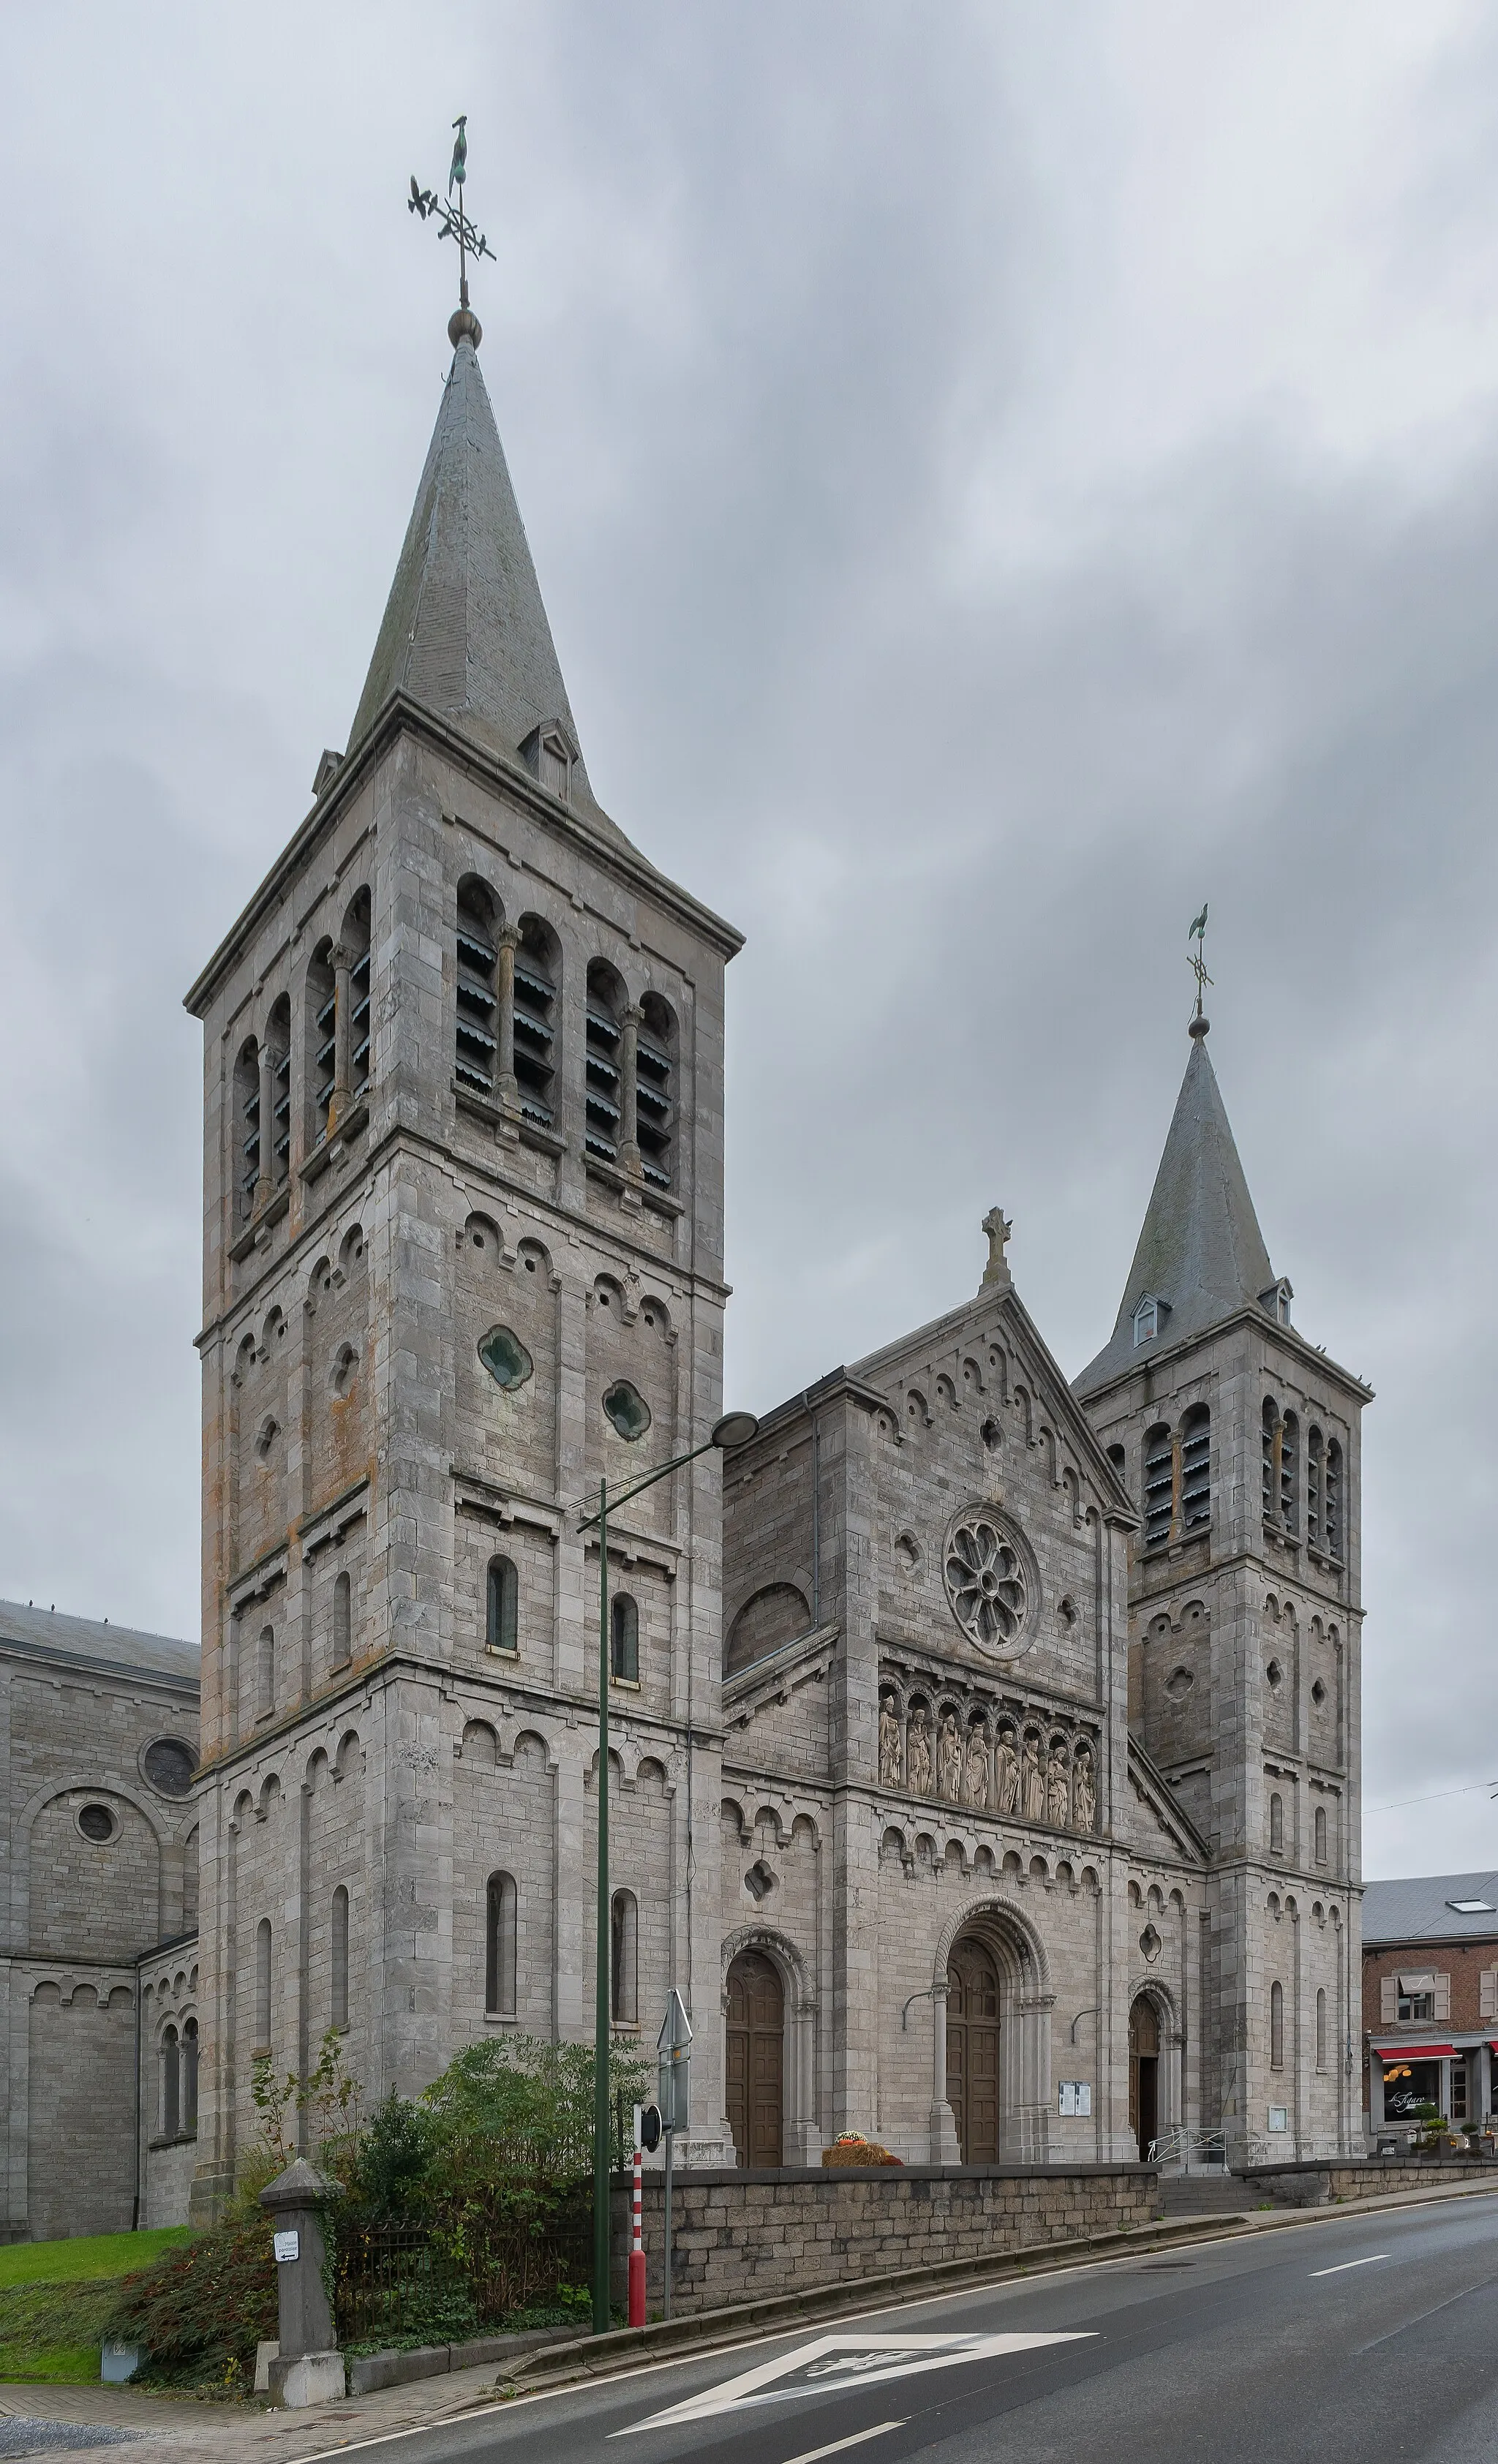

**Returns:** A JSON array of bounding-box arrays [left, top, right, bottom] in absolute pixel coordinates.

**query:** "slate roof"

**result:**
[[1362, 1872, 1498, 1946], [0, 1598, 199, 1691], [1074, 1028, 1278, 1396], [347, 336, 636, 854]]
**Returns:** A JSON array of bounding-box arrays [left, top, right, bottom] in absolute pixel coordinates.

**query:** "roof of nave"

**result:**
[[0, 1598, 200, 1693], [1074, 1025, 1280, 1398], [1363, 1872, 1498, 1946]]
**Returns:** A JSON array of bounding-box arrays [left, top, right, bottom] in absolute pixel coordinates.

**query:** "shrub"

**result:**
[[104, 2214, 277, 2391], [823, 2134, 903, 2169]]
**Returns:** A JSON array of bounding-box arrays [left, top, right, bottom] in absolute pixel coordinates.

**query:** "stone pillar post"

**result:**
[[929, 1982, 959, 2163], [328, 945, 353, 1129], [495, 924, 521, 1104], [259, 2158, 344, 2407], [617, 1003, 643, 1177], [254, 1042, 276, 1211]]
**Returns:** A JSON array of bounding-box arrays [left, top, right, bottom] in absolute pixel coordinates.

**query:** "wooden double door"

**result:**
[[946, 1938, 1001, 2163], [726, 1950, 784, 2167], [1129, 1996, 1159, 2160]]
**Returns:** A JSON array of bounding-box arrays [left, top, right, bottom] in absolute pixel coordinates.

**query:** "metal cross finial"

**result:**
[[408, 113, 495, 335], [1187, 901, 1213, 1034]]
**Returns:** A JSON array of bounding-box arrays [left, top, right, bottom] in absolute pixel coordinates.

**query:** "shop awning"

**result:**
[[1375, 2043, 1455, 2062]]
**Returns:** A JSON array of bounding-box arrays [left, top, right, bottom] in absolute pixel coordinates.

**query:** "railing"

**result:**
[[1148, 2126, 1271, 2171], [334, 2199, 593, 2350]]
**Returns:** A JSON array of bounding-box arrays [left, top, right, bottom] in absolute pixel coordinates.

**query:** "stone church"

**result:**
[[1, 296, 1368, 2239]]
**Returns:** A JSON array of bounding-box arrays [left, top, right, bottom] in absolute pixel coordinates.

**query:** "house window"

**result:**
[[1132, 1296, 1159, 1346], [332, 1572, 352, 1670], [611, 1594, 639, 1684], [1269, 1791, 1284, 1853], [255, 1918, 272, 2052], [1397, 1983, 1434, 2023], [1179, 1404, 1211, 1534], [331, 1886, 349, 2032], [1314, 1804, 1328, 1866], [1315, 1988, 1328, 2072], [456, 878, 500, 1098], [611, 1888, 638, 2024], [486, 1556, 519, 1656], [1452, 2058, 1469, 2121], [1143, 1423, 1173, 1549], [486, 1872, 517, 2016], [1270, 1979, 1284, 2071]]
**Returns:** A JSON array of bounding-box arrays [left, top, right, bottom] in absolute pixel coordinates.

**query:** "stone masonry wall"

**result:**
[[1246, 2157, 1498, 2208], [610, 2163, 1160, 2314]]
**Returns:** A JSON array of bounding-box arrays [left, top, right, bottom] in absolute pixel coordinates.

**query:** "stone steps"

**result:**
[[1158, 2174, 1254, 2215]]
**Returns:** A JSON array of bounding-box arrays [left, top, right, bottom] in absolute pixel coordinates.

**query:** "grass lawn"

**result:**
[[0, 2228, 194, 2383]]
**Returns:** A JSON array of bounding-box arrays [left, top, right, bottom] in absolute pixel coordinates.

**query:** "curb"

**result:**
[[478, 2175, 1498, 2403]]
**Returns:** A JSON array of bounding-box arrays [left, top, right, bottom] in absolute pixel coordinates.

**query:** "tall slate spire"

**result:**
[[1074, 1022, 1279, 1395], [348, 335, 624, 838]]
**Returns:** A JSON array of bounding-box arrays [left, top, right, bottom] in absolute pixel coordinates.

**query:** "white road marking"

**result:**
[[614, 2329, 1096, 2431], [1310, 2254, 1390, 2277], [778, 2420, 908, 2464]]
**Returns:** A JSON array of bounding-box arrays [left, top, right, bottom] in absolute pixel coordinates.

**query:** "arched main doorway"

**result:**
[[726, 1949, 784, 2167], [1129, 1996, 1160, 2160], [946, 1937, 1001, 2163]]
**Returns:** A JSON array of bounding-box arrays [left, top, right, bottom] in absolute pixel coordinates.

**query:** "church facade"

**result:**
[[4, 296, 1369, 2240]]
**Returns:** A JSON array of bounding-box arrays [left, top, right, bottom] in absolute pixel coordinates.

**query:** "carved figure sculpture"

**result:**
[[995, 1727, 1020, 1815], [878, 1695, 903, 1789], [963, 1727, 990, 1809], [1046, 1741, 1070, 1827], [908, 1706, 933, 1796], [938, 1711, 963, 1801], [1073, 1748, 1096, 1834], [1020, 1732, 1045, 1821]]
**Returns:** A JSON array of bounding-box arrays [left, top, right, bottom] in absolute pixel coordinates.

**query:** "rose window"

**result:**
[[944, 1517, 1028, 1649]]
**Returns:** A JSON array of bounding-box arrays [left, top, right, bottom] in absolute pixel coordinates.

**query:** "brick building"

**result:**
[[1362, 1873, 1498, 2139]]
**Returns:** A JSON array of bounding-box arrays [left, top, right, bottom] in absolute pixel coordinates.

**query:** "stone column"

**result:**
[[328, 945, 353, 1129], [254, 1042, 276, 1211], [929, 1982, 960, 2162], [494, 924, 521, 1104], [617, 1004, 643, 1177], [260, 2158, 344, 2407]]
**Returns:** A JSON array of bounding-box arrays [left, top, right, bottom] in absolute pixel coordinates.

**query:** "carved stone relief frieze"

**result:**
[[878, 1662, 1100, 1836]]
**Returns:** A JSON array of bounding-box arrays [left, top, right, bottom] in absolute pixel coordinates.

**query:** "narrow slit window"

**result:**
[[256, 1626, 274, 1722], [1269, 1790, 1284, 1853], [611, 1593, 639, 1684], [1270, 1978, 1284, 2071], [255, 1918, 272, 2052], [1143, 1424, 1173, 1550], [1314, 1804, 1328, 1866], [1315, 1988, 1328, 2072], [486, 1556, 519, 1656], [486, 1872, 517, 2016], [331, 1885, 349, 2031], [611, 1888, 638, 2024], [332, 1571, 352, 1670], [456, 878, 500, 1099], [1179, 1404, 1211, 1534], [162, 2027, 181, 2139], [183, 2019, 198, 2131]]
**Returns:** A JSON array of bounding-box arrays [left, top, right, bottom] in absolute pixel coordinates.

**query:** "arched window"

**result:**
[[183, 2018, 198, 2131], [255, 1918, 272, 2052], [486, 1556, 518, 1656], [1307, 1426, 1324, 1545], [332, 1572, 352, 1670], [635, 992, 677, 1191], [1262, 1398, 1279, 1520], [344, 889, 372, 1105], [1143, 1424, 1173, 1549], [1314, 1804, 1328, 1866], [1315, 1987, 1328, 2073], [1180, 1404, 1211, 1534], [331, 1885, 349, 2031], [1325, 1441, 1343, 1560], [265, 995, 291, 1185], [234, 1039, 260, 1226], [611, 1888, 638, 2024], [611, 1593, 639, 1684], [456, 878, 500, 1097], [1269, 1791, 1284, 1853], [1270, 1978, 1284, 2071], [256, 1627, 275, 1722], [585, 962, 625, 1163], [307, 938, 336, 1144], [485, 1872, 517, 2016], [513, 916, 559, 1127], [1106, 1442, 1126, 1491], [1279, 1410, 1300, 1532], [162, 2026, 181, 2139]]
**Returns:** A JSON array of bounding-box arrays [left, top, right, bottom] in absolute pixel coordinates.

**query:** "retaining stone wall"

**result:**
[[611, 2163, 1159, 2316], [1246, 2157, 1498, 2209]]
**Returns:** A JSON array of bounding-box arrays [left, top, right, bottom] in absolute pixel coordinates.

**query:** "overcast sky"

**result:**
[[2, 4, 1496, 1878]]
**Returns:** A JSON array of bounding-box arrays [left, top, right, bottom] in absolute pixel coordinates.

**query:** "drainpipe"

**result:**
[[132, 1953, 143, 2231]]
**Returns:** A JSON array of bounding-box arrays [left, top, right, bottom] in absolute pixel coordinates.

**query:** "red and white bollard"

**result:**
[[628, 2135, 647, 2327]]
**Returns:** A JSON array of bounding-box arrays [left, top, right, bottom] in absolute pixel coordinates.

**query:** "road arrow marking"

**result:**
[[614, 2329, 1096, 2430]]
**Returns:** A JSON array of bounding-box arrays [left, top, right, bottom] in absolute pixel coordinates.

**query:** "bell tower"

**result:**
[[1075, 1013, 1368, 2161], [186, 268, 742, 2209]]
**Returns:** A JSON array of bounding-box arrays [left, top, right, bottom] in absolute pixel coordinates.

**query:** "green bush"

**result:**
[[104, 2214, 277, 2392]]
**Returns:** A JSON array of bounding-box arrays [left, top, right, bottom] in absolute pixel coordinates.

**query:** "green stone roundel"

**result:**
[[478, 1325, 533, 1390], [603, 1380, 652, 1442]]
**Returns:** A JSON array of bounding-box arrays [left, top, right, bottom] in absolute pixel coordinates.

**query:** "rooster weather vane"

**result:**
[[1187, 901, 1213, 1031], [409, 115, 495, 326]]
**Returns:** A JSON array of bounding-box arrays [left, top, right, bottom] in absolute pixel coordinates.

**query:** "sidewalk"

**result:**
[[5, 2172, 1497, 2461]]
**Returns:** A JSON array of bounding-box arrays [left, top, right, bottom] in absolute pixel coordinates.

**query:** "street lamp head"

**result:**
[[711, 1411, 760, 1451]]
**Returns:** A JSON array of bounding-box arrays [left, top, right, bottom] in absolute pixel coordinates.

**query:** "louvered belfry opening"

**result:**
[[456, 878, 500, 1097], [1307, 1425, 1324, 1544], [585, 960, 625, 1163], [234, 1039, 260, 1224], [1261, 1398, 1277, 1520], [1180, 1404, 1211, 1534], [309, 939, 336, 1139], [1325, 1439, 1343, 1559], [636, 991, 675, 1189], [345, 889, 372, 1101], [1143, 1423, 1173, 1548], [513, 917, 558, 1126], [265, 994, 291, 1185]]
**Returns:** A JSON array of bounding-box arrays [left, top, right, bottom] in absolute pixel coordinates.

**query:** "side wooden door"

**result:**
[[726, 1950, 785, 2166]]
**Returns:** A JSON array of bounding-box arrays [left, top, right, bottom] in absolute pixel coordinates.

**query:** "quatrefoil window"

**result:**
[[944, 1515, 1030, 1651]]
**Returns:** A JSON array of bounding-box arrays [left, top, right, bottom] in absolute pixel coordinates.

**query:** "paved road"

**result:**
[[293, 2196, 1498, 2464]]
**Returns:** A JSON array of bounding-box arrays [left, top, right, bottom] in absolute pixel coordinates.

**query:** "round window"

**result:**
[[143, 1738, 197, 1799], [603, 1381, 652, 1442], [78, 1803, 116, 1843], [942, 1510, 1035, 1654], [478, 1325, 534, 1390]]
